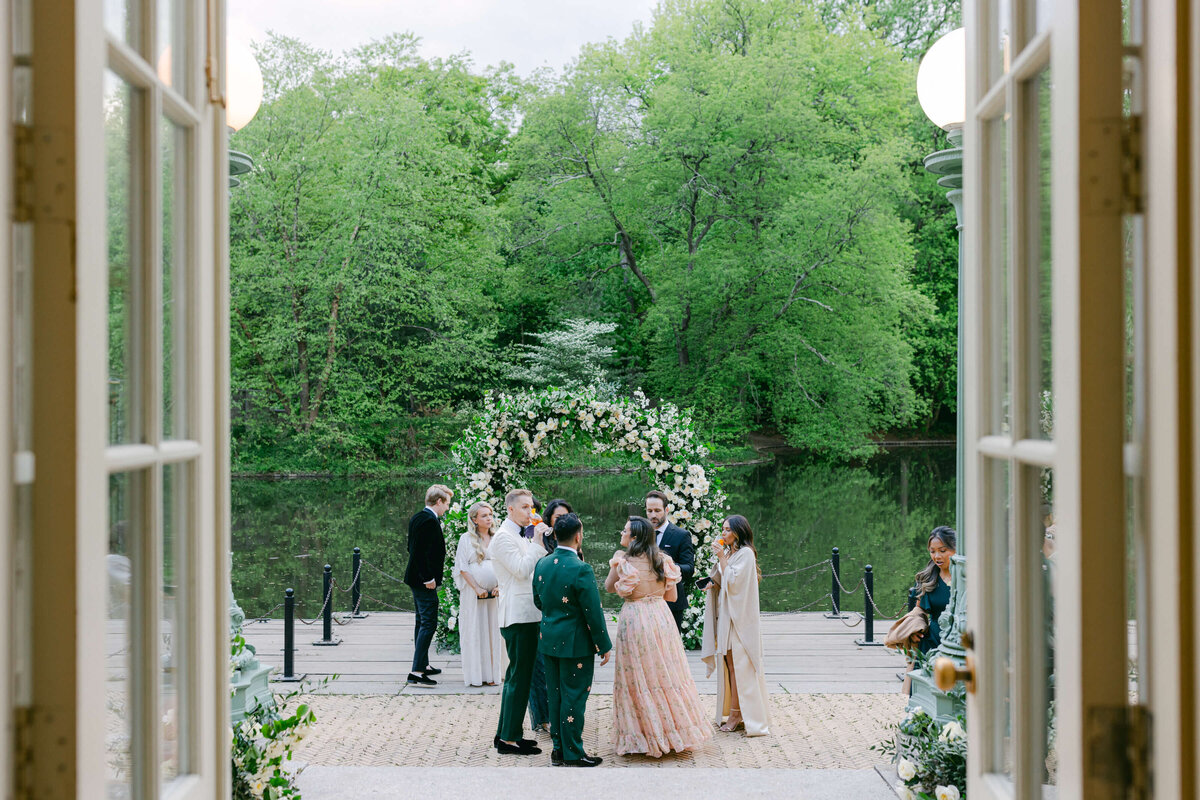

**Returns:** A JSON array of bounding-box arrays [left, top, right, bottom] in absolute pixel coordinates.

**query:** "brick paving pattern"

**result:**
[[292, 692, 906, 769]]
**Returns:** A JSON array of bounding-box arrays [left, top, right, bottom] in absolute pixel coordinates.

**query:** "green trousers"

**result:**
[[496, 622, 539, 742], [544, 653, 595, 761]]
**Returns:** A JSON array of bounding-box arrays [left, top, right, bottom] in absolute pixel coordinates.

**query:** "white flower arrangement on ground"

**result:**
[[230, 635, 318, 800], [436, 388, 727, 651], [874, 708, 968, 799]]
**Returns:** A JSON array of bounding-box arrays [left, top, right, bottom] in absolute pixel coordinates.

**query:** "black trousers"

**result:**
[[410, 585, 438, 672], [668, 602, 685, 633]]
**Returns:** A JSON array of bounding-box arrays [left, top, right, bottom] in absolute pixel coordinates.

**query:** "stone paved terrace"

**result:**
[[241, 610, 907, 695], [240, 612, 911, 799]]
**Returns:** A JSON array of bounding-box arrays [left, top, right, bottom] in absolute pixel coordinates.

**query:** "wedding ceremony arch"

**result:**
[[437, 388, 728, 651]]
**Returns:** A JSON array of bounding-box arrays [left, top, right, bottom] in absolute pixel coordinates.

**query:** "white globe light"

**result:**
[[226, 38, 263, 132], [917, 28, 966, 130]]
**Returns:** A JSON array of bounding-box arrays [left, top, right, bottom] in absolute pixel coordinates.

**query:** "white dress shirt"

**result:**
[[487, 517, 544, 627], [655, 521, 668, 548]]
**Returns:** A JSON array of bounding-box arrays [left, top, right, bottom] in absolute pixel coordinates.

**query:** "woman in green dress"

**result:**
[[914, 526, 957, 655]]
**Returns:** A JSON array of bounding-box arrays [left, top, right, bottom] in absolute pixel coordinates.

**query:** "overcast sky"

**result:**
[[229, 0, 660, 76]]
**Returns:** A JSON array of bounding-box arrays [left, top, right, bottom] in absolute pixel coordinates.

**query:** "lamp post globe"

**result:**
[[917, 27, 966, 132], [226, 37, 263, 133], [225, 37, 262, 187]]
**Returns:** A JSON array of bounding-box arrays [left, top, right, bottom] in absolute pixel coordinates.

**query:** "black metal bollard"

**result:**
[[274, 588, 305, 682], [856, 565, 884, 647], [313, 564, 341, 646], [907, 586, 917, 613], [824, 547, 847, 618], [351, 547, 368, 618]]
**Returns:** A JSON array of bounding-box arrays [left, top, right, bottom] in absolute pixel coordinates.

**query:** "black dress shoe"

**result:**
[[422, 666, 442, 675], [551, 749, 563, 766], [493, 736, 539, 748], [495, 739, 542, 755], [563, 754, 603, 767], [406, 672, 437, 686]]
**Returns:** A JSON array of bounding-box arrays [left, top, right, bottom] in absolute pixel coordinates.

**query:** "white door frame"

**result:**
[[18, 0, 230, 796], [1144, 0, 1200, 795], [963, 0, 1130, 797]]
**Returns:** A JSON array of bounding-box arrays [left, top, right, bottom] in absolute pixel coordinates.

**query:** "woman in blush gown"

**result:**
[[604, 516, 712, 758], [454, 501, 503, 687]]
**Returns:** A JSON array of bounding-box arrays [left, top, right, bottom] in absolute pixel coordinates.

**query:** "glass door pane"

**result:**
[[106, 72, 143, 445], [107, 470, 145, 799], [1028, 465, 1057, 795], [161, 119, 189, 440], [160, 462, 190, 787], [1024, 69, 1053, 440], [985, 117, 1012, 436]]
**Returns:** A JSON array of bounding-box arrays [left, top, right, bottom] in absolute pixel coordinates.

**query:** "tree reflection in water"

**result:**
[[231, 447, 955, 618]]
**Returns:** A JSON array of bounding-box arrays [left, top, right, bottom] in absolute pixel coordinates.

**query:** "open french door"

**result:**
[[960, 0, 1148, 798], [12, 0, 232, 797]]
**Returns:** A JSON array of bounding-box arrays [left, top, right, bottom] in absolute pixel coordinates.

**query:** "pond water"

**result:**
[[231, 446, 956, 619]]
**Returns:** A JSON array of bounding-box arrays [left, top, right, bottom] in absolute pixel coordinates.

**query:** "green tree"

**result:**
[[505, 318, 620, 396], [229, 35, 519, 470], [505, 0, 932, 457]]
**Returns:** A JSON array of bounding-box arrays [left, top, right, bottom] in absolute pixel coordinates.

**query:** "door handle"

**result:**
[[933, 630, 977, 693]]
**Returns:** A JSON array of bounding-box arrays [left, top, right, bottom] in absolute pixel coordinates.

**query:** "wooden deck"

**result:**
[[240, 611, 907, 696]]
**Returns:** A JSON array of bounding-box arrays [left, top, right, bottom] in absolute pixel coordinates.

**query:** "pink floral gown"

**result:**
[[610, 550, 713, 757]]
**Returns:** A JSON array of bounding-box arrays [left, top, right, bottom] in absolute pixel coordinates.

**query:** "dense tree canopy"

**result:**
[[228, 0, 962, 471]]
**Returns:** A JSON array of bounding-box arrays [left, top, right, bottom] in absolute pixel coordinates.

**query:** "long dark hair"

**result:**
[[915, 526, 958, 596], [626, 515, 666, 582], [724, 515, 762, 582], [544, 498, 573, 526]]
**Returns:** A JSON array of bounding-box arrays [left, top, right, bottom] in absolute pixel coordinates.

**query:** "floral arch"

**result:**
[[437, 388, 728, 651]]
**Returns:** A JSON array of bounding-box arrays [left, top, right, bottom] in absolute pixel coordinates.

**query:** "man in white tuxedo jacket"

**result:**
[[487, 488, 545, 755]]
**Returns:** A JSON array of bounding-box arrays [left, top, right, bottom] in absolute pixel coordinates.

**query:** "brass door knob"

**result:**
[[933, 655, 977, 694]]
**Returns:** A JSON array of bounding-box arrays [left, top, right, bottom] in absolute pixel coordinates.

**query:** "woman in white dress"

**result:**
[[701, 514, 770, 736], [455, 502, 503, 687]]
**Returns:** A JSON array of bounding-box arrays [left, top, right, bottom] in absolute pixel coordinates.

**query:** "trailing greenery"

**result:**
[[230, 634, 319, 800], [874, 707, 968, 800], [229, 0, 963, 472]]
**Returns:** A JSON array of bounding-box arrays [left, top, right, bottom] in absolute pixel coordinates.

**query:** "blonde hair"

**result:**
[[425, 484, 453, 506], [466, 502, 494, 564], [504, 488, 532, 508]]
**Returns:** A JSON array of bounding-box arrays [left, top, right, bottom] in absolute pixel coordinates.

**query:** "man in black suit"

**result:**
[[403, 484, 452, 686], [645, 490, 695, 633]]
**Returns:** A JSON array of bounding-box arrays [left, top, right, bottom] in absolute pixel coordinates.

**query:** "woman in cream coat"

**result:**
[[701, 515, 770, 736]]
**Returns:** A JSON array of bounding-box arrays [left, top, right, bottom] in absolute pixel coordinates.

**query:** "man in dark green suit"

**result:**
[[532, 513, 612, 767]]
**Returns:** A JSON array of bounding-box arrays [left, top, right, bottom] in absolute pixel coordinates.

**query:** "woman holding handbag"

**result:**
[[886, 526, 957, 692]]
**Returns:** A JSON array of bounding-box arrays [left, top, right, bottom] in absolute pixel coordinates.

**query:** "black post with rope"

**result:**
[[855, 565, 885, 647], [824, 547, 848, 619], [351, 547, 368, 618], [274, 588, 306, 682], [312, 564, 342, 646]]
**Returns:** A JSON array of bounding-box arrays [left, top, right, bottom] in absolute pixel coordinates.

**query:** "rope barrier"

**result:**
[[831, 564, 865, 596], [761, 593, 837, 615], [761, 558, 831, 579], [362, 560, 407, 585], [862, 576, 908, 621], [245, 602, 286, 624], [336, 559, 364, 593], [294, 577, 338, 626], [357, 590, 408, 612]]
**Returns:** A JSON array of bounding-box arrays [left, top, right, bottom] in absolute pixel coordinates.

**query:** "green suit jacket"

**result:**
[[533, 547, 613, 659]]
